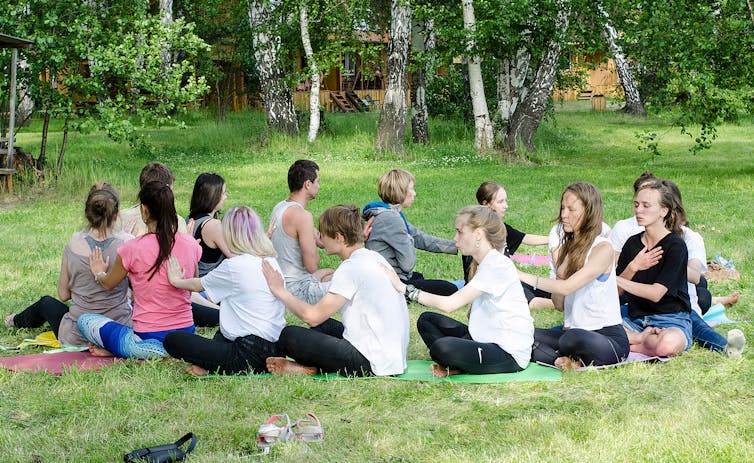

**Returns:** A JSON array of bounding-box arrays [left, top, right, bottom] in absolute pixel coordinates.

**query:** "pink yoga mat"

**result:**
[[0, 351, 122, 375]]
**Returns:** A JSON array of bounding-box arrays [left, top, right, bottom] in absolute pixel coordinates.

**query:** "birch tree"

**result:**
[[495, 46, 530, 142], [374, 0, 411, 155], [598, 3, 645, 116], [247, 0, 299, 135], [299, 1, 320, 143], [462, 0, 493, 151], [410, 18, 429, 144], [502, 1, 570, 155]]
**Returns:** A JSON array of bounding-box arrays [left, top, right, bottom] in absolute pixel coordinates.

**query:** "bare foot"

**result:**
[[712, 291, 740, 309], [4, 313, 15, 328], [554, 356, 584, 370], [184, 364, 209, 376], [429, 363, 462, 378], [266, 357, 317, 376], [88, 343, 113, 357]]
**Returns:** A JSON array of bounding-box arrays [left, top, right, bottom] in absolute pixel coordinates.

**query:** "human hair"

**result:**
[[318, 204, 363, 246], [138, 181, 178, 280], [377, 169, 415, 205], [85, 182, 120, 230], [189, 172, 225, 220], [632, 171, 657, 193], [475, 181, 504, 205], [635, 179, 682, 235], [556, 182, 604, 279], [661, 179, 689, 231], [288, 159, 319, 192], [139, 162, 175, 188], [456, 205, 507, 280], [221, 206, 276, 257]]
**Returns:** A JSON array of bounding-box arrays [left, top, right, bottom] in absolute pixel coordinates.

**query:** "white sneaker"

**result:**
[[725, 329, 746, 359]]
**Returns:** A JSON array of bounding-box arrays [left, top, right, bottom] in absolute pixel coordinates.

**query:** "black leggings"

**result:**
[[403, 271, 458, 296], [12, 296, 69, 337], [416, 312, 523, 374], [191, 302, 220, 327], [277, 320, 373, 377], [531, 324, 629, 367], [696, 275, 712, 315], [163, 329, 281, 375]]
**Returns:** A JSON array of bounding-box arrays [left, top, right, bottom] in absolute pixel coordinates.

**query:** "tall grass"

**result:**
[[1, 105, 752, 462]]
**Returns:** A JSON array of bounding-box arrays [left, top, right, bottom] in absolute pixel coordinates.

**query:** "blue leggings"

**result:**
[[77, 314, 193, 359]]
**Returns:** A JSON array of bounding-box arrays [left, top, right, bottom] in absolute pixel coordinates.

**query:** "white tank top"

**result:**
[[270, 200, 310, 282], [563, 236, 623, 330]]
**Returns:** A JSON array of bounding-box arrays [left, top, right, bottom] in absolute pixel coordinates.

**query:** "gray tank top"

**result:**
[[270, 200, 310, 283]]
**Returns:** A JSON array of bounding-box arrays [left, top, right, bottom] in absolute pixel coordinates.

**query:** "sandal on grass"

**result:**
[[293, 413, 324, 442], [257, 414, 293, 450]]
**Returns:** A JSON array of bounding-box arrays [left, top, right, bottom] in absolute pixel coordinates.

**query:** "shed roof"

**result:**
[[0, 33, 33, 49]]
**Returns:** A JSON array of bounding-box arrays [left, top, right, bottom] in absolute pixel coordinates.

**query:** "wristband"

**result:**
[[533, 276, 539, 291], [405, 284, 421, 302], [94, 271, 107, 284]]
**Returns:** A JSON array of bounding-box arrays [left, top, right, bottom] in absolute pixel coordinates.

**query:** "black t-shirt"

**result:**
[[462, 222, 526, 282], [617, 231, 691, 318]]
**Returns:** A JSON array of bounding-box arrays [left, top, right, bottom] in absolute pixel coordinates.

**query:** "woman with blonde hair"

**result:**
[[384, 205, 534, 376], [519, 183, 628, 369], [163, 206, 286, 375]]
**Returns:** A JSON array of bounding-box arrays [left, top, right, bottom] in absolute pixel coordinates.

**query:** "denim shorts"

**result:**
[[622, 311, 693, 351]]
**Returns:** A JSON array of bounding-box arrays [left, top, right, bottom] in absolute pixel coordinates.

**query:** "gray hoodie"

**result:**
[[362, 203, 457, 279]]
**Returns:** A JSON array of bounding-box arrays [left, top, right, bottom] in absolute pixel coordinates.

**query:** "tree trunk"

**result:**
[[159, 0, 174, 66], [37, 111, 50, 172], [503, 4, 570, 157], [410, 19, 428, 144], [248, 0, 299, 135], [56, 117, 69, 173], [462, 0, 494, 152], [599, 5, 646, 116], [300, 2, 320, 143], [374, 0, 411, 155], [495, 47, 530, 142]]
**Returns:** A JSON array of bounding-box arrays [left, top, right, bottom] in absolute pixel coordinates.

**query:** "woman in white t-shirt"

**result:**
[[385, 205, 534, 377], [262, 205, 409, 377], [163, 206, 286, 375], [519, 183, 628, 369]]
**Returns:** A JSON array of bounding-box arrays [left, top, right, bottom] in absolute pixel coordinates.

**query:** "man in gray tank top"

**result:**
[[269, 160, 333, 304]]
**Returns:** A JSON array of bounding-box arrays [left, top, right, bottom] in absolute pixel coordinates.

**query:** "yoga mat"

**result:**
[[510, 253, 551, 267], [537, 352, 671, 372], [0, 351, 123, 375], [196, 360, 561, 383]]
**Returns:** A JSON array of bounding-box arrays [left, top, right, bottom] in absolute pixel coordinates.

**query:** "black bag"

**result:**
[[123, 433, 197, 463]]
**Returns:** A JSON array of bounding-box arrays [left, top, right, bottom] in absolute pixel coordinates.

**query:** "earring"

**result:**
[[475, 239, 480, 249]]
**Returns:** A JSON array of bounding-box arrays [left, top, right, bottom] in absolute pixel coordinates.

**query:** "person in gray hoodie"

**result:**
[[362, 169, 458, 296]]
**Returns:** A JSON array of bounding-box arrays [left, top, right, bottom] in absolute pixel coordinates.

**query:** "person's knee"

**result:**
[[428, 337, 455, 360], [655, 330, 687, 357]]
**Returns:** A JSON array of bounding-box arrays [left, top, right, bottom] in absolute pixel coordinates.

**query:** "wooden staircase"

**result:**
[[330, 92, 355, 112], [345, 90, 369, 112]]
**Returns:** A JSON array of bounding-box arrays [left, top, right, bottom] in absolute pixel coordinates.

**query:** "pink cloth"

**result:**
[[119, 233, 201, 333], [510, 253, 551, 267]]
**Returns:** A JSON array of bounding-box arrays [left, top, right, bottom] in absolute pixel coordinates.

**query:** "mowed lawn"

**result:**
[[1, 106, 752, 462]]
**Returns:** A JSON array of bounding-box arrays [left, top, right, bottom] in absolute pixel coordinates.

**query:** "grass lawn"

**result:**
[[1, 105, 752, 462]]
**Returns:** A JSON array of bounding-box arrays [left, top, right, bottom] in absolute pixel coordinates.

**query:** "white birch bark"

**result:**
[[598, 4, 646, 116], [300, 2, 320, 143], [159, 0, 173, 66], [503, 2, 570, 155], [462, 0, 494, 152], [496, 46, 530, 141], [374, 0, 411, 154], [248, 0, 299, 134], [410, 19, 429, 144]]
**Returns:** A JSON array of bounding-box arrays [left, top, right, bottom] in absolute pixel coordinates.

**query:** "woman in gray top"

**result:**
[[5, 183, 133, 347]]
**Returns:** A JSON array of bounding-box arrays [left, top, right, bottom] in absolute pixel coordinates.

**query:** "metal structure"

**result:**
[[1, 33, 33, 194]]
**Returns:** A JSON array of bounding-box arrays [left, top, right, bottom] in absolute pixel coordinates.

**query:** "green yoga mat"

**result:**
[[197, 360, 561, 383]]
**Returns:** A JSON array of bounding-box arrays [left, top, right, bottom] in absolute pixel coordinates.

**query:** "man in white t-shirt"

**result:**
[[262, 205, 409, 377]]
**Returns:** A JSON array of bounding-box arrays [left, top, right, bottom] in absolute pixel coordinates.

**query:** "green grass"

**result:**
[[1, 105, 753, 462]]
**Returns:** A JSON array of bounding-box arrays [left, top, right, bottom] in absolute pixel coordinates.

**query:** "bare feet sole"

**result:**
[[88, 343, 114, 357], [554, 356, 584, 371], [720, 291, 740, 309], [266, 357, 317, 376], [185, 364, 209, 376], [429, 364, 462, 378]]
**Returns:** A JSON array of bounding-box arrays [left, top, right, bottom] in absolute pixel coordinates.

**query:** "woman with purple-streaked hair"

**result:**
[[162, 206, 286, 376]]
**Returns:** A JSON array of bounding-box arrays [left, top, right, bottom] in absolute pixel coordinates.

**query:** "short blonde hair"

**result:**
[[222, 206, 276, 258], [377, 169, 415, 205]]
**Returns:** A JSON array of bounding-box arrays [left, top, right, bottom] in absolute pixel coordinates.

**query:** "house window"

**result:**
[[343, 52, 356, 78]]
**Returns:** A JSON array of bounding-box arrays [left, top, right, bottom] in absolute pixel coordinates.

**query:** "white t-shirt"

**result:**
[[328, 248, 409, 376], [610, 216, 707, 314], [467, 250, 534, 369], [201, 254, 286, 343], [563, 237, 623, 330]]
